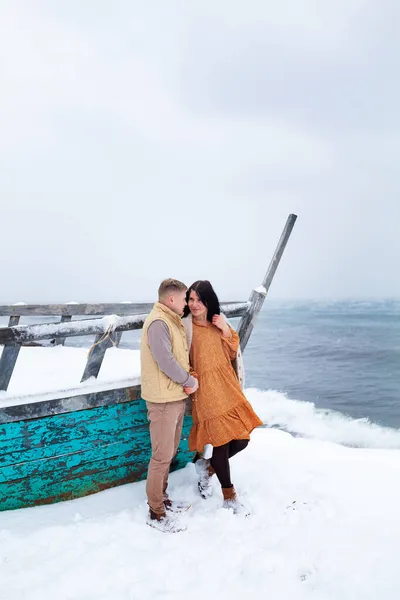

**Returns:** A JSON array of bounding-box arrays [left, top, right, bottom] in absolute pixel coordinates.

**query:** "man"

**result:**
[[140, 278, 198, 533]]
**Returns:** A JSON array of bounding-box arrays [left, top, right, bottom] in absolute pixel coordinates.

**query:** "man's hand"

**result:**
[[212, 314, 231, 337], [184, 378, 199, 396]]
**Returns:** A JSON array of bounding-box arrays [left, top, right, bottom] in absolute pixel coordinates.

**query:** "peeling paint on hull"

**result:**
[[0, 389, 194, 512]]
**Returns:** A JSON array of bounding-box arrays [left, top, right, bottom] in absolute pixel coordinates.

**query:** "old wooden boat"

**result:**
[[0, 215, 297, 511]]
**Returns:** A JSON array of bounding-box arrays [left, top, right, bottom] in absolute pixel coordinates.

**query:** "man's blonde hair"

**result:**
[[158, 278, 187, 299]]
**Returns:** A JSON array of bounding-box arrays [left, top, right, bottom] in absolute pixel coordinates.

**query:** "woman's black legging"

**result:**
[[210, 439, 249, 489]]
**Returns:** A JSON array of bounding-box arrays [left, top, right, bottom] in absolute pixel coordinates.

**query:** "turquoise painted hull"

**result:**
[[0, 392, 194, 512]]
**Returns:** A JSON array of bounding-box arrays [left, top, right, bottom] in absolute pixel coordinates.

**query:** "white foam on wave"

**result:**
[[246, 388, 400, 449]]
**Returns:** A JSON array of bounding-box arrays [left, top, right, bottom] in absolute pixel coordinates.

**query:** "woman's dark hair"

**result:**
[[184, 280, 221, 321]]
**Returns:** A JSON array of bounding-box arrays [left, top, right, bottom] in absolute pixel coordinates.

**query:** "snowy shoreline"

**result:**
[[2, 348, 400, 598], [2, 427, 400, 599]]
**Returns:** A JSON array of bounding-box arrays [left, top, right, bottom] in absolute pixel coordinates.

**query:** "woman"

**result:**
[[183, 280, 263, 514]]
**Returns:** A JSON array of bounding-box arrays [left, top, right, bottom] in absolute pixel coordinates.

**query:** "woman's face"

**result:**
[[188, 290, 207, 320]]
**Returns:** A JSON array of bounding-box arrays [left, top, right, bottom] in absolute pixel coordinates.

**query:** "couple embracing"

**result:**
[[140, 278, 262, 533]]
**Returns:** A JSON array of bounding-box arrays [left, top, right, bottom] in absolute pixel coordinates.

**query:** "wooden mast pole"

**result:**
[[237, 213, 298, 351]]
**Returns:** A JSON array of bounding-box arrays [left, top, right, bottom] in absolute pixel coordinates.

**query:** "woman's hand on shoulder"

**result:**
[[212, 315, 231, 338]]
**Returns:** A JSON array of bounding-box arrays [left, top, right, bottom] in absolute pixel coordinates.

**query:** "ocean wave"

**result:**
[[246, 387, 400, 449]]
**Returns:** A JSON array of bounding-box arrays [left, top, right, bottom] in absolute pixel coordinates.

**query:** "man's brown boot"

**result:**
[[147, 509, 187, 533]]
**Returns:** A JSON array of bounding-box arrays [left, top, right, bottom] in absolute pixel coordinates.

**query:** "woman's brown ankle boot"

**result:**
[[222, 486, 251, 516], [222, 486, 237, 502]]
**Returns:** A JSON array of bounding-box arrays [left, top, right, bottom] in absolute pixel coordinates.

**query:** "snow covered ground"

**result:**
[[2, 391, 400, 599], [2, 346, 400, 599]]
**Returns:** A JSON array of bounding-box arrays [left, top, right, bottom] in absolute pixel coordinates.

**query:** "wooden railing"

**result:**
[[0, 303, 161, 348], [0, 303, 158, 318], [0, 302, 248, 392]]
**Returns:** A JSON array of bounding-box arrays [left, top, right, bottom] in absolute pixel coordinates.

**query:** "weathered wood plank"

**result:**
[[0, 346, 21, 391], [238, 213, 297, 351], [0, 314, 147, 345], [80, 334, 115, 382], [1, 412, 142, 461], [0, 399, 148, 451], [0, 450, 191, 511], [1, 423, 136, 467], [0, 422, 192, 483], [0, 399, 193, 511], [54, 314, 72, 346], [1, 426, 149, 482], [0, 301, 244, 317], [0, 384, 141, 424], [0, 303, 154, 317], [8, 316, 20, 326], [0, 436, 145, 483], [0, 436, 193, 512], [0, 303, 248, 346], [114, 331, 123, 347], [1, 454, 150, 498], [0, 315, 22, 392], [0, 395, 145, 440], [0, 464, 141, 511]]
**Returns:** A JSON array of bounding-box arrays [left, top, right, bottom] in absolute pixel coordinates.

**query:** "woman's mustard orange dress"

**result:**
[[188, 321, 263, 452]]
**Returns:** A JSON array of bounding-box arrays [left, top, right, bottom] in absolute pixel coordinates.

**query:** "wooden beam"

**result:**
[[0, 314, 147, 345], [0, 316, 22, 392], [0, 303, 249, 346], [0, 303, 154, 317], [54, 315, 72, 346], [81, 334, 116, 383], [0, 385, 142, 424], [0, 346, 21, 391], [237, 213, 298, 351], [114, 331, 123, 347], [0, 301, 244, 318]]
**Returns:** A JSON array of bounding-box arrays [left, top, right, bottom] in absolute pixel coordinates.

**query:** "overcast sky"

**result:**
[[0, 1, 399, 303]]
